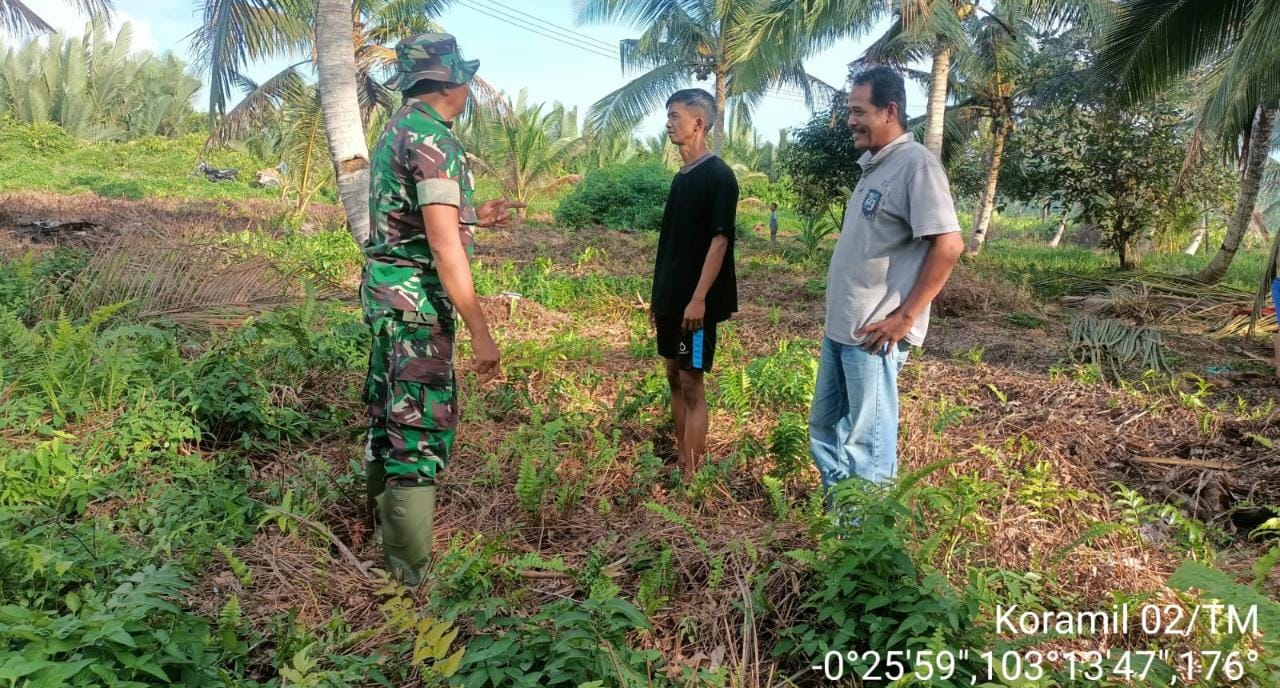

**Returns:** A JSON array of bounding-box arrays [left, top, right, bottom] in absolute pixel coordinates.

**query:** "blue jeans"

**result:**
[[809, 336, 910, 489]]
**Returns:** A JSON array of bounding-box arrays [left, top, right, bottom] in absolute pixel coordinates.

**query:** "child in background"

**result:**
[[768, 202, 780, 243]]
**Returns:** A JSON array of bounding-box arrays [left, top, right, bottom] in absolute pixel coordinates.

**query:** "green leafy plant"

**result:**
[[0, 564, 224, 686], [776, 475, 986, 686], [768, 412, 809, 481], [554, 162, 671, 232], [458, 596, 662, 687], [762, 475, 790, 521]]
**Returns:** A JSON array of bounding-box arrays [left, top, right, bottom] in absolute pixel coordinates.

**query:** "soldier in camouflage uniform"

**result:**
[[362, 33, 520, 585]]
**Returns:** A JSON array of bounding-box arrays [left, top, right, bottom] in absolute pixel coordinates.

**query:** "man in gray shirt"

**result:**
[[809, 66, 964, 490]]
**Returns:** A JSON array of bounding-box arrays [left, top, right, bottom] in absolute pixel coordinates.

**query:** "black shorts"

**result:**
[[655, 315, 718, 372]]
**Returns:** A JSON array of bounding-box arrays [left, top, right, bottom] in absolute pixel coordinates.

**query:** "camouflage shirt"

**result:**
[[361, 100, 477, 323]]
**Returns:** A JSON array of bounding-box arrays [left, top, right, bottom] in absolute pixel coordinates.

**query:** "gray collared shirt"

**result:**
[[824, 132, 961, 347]]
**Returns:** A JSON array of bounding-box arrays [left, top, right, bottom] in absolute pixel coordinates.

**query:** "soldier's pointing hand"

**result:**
[[476, 199, 526, 228]]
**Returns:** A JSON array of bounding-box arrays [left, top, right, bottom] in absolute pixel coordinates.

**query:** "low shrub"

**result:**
[[554, 163, 670, 232]]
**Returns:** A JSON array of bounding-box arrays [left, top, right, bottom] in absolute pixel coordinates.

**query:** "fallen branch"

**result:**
[[259, 503, 371, 580], [1131, 456, 1236, 471]]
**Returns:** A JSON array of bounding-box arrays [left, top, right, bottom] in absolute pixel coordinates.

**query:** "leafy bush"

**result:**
[[0, 118, 76, 153], [777, 476, 985, 684], [190, 300, 364, 448], [0, 564, 229, 686], [554, 163, 670, 232], [777, 97, 861, 214], [0, 247, 88, 321], [458, 596, 663, 687], [0, 304, 184, 431]]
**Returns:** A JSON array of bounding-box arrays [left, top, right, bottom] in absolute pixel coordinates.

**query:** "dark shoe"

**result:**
[[378, 483, 435, 586]]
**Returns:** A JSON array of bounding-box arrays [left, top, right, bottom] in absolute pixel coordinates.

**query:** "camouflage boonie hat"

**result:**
[[385, 33, 479, 90]]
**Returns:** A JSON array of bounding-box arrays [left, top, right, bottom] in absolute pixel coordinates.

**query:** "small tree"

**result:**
[[1003, 100, 1216, 268], [466, 91, 585, 217], [777, 95, 861, 217]]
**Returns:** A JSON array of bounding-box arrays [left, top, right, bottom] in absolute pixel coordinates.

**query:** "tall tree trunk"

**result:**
[[712, 69, 727, 154], [1041, 200, 1050, 221], [923, 44, 950, 159], [315, 0, 371, 245], [1184, 212, 1207, 255], [1048, 208, 1070, 248], [1247, 209, 1269, 247], [964, 119, 1007, 255], [1196, 106, 1277, 284]]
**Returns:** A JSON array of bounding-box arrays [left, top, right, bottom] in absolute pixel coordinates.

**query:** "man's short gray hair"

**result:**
[[666, 88, 717, 132]]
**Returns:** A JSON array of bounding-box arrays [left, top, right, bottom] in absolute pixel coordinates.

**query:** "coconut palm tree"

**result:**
[[192, 0, 468, 244], [466, 90, 587, 216], [739, 0, 1105, 159], [1098, 0, 1280, 284], [0, 0, 113, 37], [575, 0, 837, 154], [736, 0, 974, 158], [958, 3, 1032, 254]]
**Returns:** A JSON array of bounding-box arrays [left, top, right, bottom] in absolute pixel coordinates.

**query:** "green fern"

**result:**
[[217, 543, 254, 587], [762, 475, 789, 520], [635, 546, 674, 617], [515, 450, 541, 513], [216, 594, 245, 650], [718, 367, 753, 425], [1167, 560, 1280, 635], [507, 552, 568, 574], [768, 412, 808, 480]]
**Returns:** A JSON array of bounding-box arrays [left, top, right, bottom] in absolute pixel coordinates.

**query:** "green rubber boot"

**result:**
[[378, 483, 436, 586], [365, 460, 387, 545]]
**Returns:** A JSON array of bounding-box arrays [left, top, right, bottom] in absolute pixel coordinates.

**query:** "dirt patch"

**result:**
[[0, 190, 344, 245]]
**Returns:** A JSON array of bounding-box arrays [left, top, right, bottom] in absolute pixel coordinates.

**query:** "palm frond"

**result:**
[[733, 0, 884, 61], [67, 0, 116, 18], [208, 63, 308, 146], [860, 15, 935, 68], [586, 60, 693, 138], [1020, 0, 1114, 33], [189, 0, 312, 120], [1096, 0, 1253, 106], [365, 0, 452, 43], [576, 0, 706, 29], [898, 0, 969, 49], [621, 38, 699, 74], [0, 0, 53, 35], [725, 0, 806, 64], [1198, 0, 1280, 139]]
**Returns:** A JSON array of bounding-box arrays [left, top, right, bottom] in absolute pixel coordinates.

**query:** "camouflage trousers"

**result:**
[[364, 312, 459, 485]]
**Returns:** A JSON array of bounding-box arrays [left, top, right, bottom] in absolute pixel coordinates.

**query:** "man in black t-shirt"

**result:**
[[651, 88, 739, 482]]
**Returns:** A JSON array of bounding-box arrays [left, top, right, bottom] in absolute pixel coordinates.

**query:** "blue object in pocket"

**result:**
[[691, 328, 704, 370]]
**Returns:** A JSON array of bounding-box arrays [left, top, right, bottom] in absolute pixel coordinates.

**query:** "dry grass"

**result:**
[[0, 190, 348, 326]]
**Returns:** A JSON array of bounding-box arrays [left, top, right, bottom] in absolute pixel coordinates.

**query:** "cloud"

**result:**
[[16, 4, 159, 54]]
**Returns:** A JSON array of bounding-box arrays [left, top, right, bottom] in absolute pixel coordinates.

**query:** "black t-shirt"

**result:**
[[651, 155, 739, 322]]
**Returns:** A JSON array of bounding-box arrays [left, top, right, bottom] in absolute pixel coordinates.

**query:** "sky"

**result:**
[[31, 0, 928, 144]]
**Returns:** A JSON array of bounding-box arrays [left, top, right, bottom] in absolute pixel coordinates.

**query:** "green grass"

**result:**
[[472, 176, 575, 220], [0, 122, 281, 202], [973, 237, 1268, 296]]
